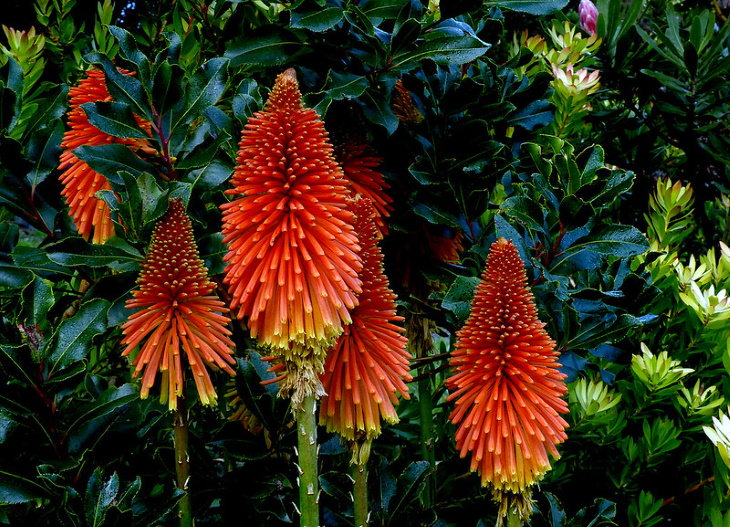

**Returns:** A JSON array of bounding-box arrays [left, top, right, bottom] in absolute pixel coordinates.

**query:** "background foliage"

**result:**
[[1, 0, 729, 525]]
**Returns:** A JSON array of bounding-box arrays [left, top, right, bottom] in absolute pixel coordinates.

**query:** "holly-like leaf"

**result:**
[[47, 298, 111, 374], [81, 101, 149, 139], [290, 8, 344, 32]]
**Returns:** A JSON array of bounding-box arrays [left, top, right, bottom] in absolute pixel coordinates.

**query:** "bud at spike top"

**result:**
[[447, 238, 568, 495], [221, 69, 363, 358], [320, 197, 411, 453], [334, 140, 393, 237], [121, 199, 236, 410], [58, 69, 151, 244], [578, 0, 599, 35]]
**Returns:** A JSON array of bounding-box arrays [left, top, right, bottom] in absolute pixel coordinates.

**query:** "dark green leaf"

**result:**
[[484, 0, 568, 15], [441, 275, 480, 321], [73, 144, 154, 184], [508, 99, 553, 130], [173, 57, 229, 130], [85, 469, 119, 527], [412, 202, 460, 228], [48, 298, 111, 373], [290, 8, 344, 32], [225, 28, 301, 67], [0, 472, 45, 504], [388, 461, 431, 520], [152, 60, 185, 116], [69, 384, 137, 452], [391, 32, 490, 70], [0, 264, 34, 289], [81, 101, 149, 139], [360, 90, 399, 135], [0, 221, 19, 253], [21, 276, 54, 327]]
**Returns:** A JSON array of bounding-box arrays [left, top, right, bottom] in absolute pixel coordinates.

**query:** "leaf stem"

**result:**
[[295, 393, 319, 527], [174, 399, 193, 527]]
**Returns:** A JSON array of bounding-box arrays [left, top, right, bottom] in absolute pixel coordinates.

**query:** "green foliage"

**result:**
[[0, 0, 728, 526]]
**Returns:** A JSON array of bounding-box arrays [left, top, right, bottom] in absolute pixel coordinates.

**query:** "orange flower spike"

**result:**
[[334, 140, 393, 237], [320, 197, 411, 461], [58, 69, 151, 244], [122, 199, 236, 411], [392, 79, 424, 125], [447, 239, 568, 499], [221, 68, 362, 372]]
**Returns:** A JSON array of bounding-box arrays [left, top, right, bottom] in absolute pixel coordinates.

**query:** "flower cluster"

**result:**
[[58, 69, 151, 244], [320, 197, 411, 463], [221, 69, 362, 401], [447, 238, 568, 515], [121, 199, 236, 410]]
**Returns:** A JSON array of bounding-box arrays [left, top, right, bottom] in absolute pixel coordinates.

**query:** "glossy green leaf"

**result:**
[[81, 101, 149, 139], [484, 0, 568, 15], [73, 144, 154, 184], [225, 29, 301, 67], [391, 33, 490, 70], [442, 275, 480, 321], [21, 276, 54, 327], [85, 469, 119, 527], [290, 8, 344, 32], [48, 298, 111, 374], [172, 57, 229, 130]]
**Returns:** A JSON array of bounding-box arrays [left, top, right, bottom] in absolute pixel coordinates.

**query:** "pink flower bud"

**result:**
[[579, 0, 599, 35]]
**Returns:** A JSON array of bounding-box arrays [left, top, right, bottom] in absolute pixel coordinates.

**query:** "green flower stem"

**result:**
[[506, 506, 522, 527], [173, 399, 193, 527], [418, 371, 436, 508], [353, 461, 368, 527], [295, 393, 319, 527]]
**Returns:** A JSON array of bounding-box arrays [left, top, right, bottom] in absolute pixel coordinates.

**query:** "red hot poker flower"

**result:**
[[221, 69, 362, 361], [334, 140, 393, 237], [392, 79, 424, 125], [447, 238, 568, 499], [122, 199, 236, 410], [320, 197, 411, 460], [58, 69, 151, 244]]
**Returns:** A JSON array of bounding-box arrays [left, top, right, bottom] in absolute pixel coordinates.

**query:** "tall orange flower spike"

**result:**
[[58, 69, 151, 244], [334, 140, 393, 237], [122, 199, 236, 411], [320, 197, 411, 463], [220, 68, 362, 400], [447, 238, 568, 520]]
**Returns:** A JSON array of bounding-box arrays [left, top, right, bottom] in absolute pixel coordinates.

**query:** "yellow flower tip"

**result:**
[[447, 238, 568, 495], [122, 199, 236, 411]]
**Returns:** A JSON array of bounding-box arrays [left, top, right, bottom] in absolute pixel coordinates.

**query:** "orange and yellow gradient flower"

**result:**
[[334, 140, 393, 237], [447, 238, 568, 517], [58, 69, 151, 244], [320, 197, 411, 462], [221, 69, 362, 400], [122, 199, 236, 410]]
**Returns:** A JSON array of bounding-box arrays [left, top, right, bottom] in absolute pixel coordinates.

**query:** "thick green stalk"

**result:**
[[173, 400, 193, 527], [506, 506, 522, 527], [353, 462, 368, 527], [418, 372, 436, 508], [295, 393, 319, 527]]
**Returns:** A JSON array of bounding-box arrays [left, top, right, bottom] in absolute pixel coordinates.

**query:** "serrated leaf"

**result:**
[[48, 298, 110, 374], [22, 276, 54, 327], [172, 57, 229, 130], [442, 275, 480, 321], [73, 144, 154, 184], [81, 101, 149, 139], [225, 29, 301, 67], [484, 0, 568, 15], [0, 264, 34, 289], [85, 469, 119, 527], [391, 32, 490, 70], [290, 8, 344, 32], [69, 384, 137, 453], [0, 473, 45, 504]]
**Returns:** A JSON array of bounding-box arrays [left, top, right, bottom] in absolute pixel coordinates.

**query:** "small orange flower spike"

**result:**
[[447, 238, 568, 519], [221, 69, 362, 401], [320, 197, 411, 462], [122, 199, 236, 410], [58, 69, 151, 244], [392, 79, 423, 125], [334, 140, 393, 237]]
